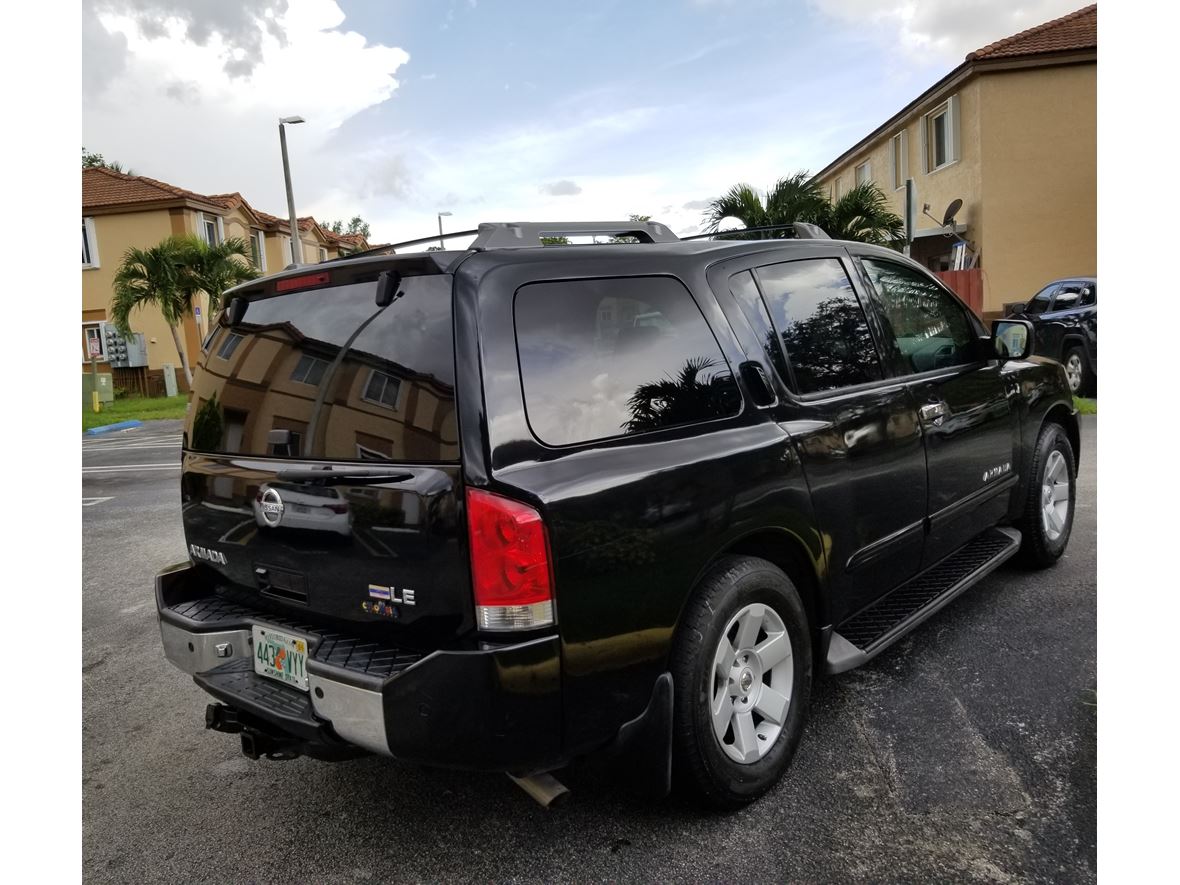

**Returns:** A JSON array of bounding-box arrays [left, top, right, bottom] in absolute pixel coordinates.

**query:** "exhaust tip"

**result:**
[[508, 772, 570, 809]]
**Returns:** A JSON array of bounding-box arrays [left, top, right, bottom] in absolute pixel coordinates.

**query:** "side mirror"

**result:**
[[1004, 301, 1027, 317], [991, 319, 1033, 361]]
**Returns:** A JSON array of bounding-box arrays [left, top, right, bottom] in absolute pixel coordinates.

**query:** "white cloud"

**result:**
[[84, 0, 408, 229], [539, 180, 583, 197], [810, 0, 1087, 65]]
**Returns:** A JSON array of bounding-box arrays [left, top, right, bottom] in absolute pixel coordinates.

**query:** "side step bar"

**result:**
[[825, 527, 1021, 674]]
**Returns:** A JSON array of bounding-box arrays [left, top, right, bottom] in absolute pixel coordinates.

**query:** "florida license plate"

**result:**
[[252, 625, 309, 692]]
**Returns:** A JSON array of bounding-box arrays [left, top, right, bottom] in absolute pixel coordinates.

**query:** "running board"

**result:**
[[825, 527, 1021, 674]]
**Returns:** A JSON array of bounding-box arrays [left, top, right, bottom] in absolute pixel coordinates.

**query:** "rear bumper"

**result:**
[[156, 562, 563, 773]]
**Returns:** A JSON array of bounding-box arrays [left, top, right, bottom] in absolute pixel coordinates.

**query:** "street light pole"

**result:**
[[437, 211, 452, 250], [279, 115, 305, 266]]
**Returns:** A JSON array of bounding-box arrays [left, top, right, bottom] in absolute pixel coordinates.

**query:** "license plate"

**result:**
[[293, 504, 311, 514], [252, 625, 309, 692]]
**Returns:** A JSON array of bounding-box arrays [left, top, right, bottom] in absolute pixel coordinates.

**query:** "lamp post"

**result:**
[[279, 115, 305, 266], [437, 211, 452, 250]]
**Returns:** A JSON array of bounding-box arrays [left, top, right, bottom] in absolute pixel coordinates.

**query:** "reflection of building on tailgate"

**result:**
[[191, 323, 457, 508]]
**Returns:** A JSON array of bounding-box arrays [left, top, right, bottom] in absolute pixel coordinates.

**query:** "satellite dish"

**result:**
[[942, 198, 963, 227]]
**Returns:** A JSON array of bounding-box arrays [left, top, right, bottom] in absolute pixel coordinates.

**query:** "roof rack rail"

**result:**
[[680, 222, 830, 241], [469, 220, 679, 249]]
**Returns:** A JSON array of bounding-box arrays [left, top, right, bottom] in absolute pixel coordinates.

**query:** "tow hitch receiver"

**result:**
[[205, 704, 301, 761]]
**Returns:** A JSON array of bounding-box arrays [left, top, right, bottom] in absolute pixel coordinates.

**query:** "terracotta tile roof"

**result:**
[[968, 4, 1096, 61], [82, 166, 223, 211]]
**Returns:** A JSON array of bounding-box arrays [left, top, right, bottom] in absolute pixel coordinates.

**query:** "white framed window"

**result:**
[[82, 323, 107, 361], [890, 131, 909, 190], [921, 95, 960, 173], [834, 177, 844, 200], [319, 247, 327, 262], [361, 369, 402, 410], [854, 161, 871, 187], [198, 213, 224, 246], [82, 218, 99, 268], [249, 230, 267, 271]]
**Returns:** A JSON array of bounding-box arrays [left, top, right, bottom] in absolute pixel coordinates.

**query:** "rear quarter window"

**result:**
[[514, 276, 741, 446]]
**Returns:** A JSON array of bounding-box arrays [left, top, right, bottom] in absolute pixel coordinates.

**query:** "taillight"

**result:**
[[465, 488, 554, 631], [327, 502, 349, 514]]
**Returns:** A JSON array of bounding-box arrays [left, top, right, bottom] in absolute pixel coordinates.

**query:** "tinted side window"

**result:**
[[862, 258, 977, 374], [515, 276, 741, 446], [754, 258, 883, 394], [728, 270, 791, 384], [1024, 284, 1057, 315]]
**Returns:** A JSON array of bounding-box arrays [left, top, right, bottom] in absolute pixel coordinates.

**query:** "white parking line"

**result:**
[[82, 497, 114, 506]]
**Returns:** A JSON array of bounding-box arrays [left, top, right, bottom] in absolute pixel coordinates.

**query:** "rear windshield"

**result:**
[[187, 274, 458, 462]]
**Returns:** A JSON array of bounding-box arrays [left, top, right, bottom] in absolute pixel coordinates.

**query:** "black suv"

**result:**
[[156, 221, 1078, 808], [1008, 276, 1097, 396]]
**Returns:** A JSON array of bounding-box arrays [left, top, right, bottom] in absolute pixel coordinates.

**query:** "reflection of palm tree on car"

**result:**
[[624, 356, 735, 434]]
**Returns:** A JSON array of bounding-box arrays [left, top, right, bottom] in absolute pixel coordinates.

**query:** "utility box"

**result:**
[[100, 322, 149, 368], [82, 372, 115, 405], [162, 363, 178, 397]]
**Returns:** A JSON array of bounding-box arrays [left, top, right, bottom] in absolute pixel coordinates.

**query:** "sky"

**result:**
[[82, 0, 1087, 249]]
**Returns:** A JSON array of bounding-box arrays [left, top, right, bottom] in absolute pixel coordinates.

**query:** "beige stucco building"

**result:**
[[82, 167, 370, 393], [813, 4, 1096, 316]]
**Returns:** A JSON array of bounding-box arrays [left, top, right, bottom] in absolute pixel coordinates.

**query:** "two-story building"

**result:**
[[813, 4, 1096, 316], [82, 167, 370, 394]]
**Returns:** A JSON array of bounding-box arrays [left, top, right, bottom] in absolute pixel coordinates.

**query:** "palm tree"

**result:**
[[703, 172, 827, 238], [816, 182, 905, 247], [175, 234, 260, 315], [111, 238, 195, 386], [702, 171, 904, 246]]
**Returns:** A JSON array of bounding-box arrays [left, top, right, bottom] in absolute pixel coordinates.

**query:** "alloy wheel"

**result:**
[[1065, 353, 1083, 393], [710, 603, 794, 764], [1040, 449, 1071, 541]]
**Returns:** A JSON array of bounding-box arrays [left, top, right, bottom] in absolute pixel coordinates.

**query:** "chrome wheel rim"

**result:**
[[710, 603, 794, 764], [1040, 449, 1071, 541], [1065, 354, 1083, 392]]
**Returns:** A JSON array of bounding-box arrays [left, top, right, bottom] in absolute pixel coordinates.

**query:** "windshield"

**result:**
[[186, 274, 458, 462]]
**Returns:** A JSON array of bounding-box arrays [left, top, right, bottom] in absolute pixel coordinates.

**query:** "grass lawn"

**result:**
[[83, 394, 189, 432], [1074, 396, 1097, 416]]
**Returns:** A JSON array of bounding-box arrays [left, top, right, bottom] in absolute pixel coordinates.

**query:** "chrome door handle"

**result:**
[[920, 402, 947, 426]]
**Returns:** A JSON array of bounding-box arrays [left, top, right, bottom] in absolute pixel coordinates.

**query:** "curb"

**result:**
[[85, 419, 144, 436]]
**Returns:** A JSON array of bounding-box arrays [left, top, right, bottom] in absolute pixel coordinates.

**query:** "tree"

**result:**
[[174, 234, 260, 315], [110, 235, 259, 389], [702, 171, 903, 246], [82, 146, 134, 175], [539, 236, 570, 246], [111, 239, 194, 386], [815, 182, 905, 247], [703, 172, 827, 239], [319, 215, 371, 239]]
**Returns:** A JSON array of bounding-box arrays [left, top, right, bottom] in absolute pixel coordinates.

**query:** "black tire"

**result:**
[[670, 555, 812, 809], [1015, 422, 1077, 568], [1063, 345, 1096, 398]]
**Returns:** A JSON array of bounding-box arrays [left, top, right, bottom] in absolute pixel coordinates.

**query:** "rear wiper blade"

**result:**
[[275, 468, 413, 485]]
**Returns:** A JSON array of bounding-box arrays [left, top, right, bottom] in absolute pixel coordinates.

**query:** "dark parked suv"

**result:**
[[1009, 276, 1097, 396], [157, 221, 1078, 807]]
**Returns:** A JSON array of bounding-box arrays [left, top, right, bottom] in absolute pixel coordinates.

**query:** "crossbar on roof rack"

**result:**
[[680, 222, 830, 241], [469, 220, 679, 249]]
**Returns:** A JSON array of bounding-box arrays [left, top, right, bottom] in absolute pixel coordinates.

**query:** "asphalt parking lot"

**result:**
[[83, 417, 1096, 883]]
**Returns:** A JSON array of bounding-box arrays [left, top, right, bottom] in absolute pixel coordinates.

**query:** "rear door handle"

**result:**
[[919, 402, 947, 426]]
